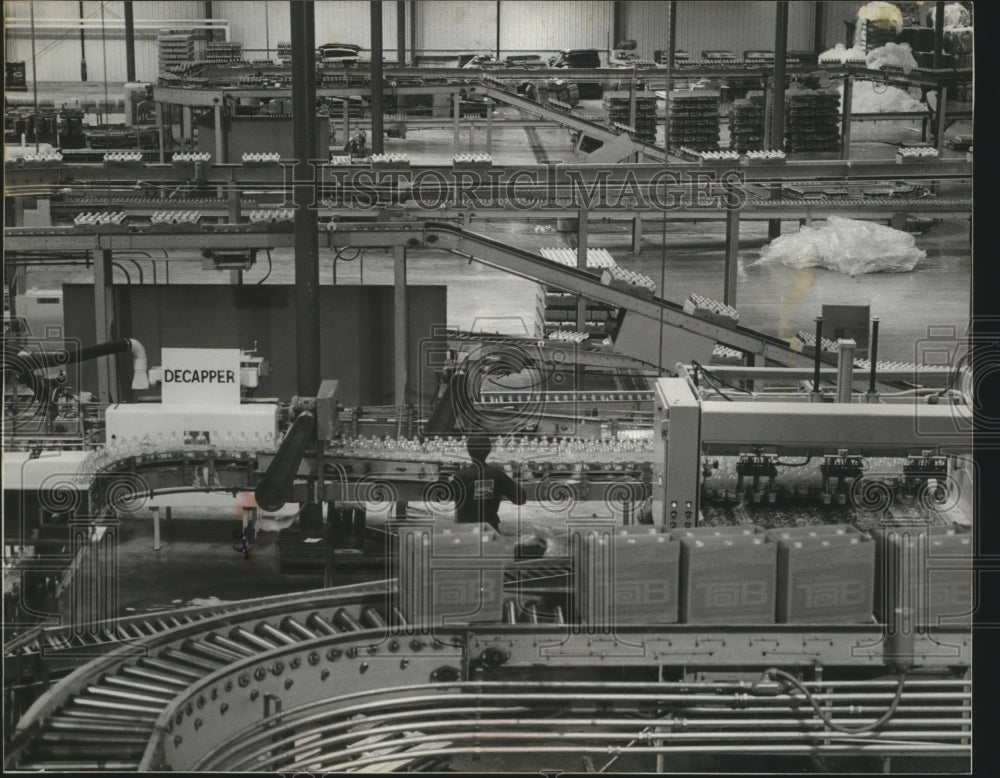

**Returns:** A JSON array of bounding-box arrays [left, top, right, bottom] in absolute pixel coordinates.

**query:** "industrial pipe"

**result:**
[[254, 410, 316, 511], [7, 338, 149, 390]]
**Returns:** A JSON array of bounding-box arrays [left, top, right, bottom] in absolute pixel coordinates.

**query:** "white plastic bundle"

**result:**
[[928, 2, 971, 29], [857, 1, 903, 30], [753, 216, 925, 276], [865, 42, 918, 73]]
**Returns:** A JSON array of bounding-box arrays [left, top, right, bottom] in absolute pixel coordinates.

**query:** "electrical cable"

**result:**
[[764, 667, 908, 734], [691, 359, 753, 396], [257, 249, 273, 285]]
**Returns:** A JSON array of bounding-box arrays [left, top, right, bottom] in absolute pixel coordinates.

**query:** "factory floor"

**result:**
[[13, 82, 973, 773]]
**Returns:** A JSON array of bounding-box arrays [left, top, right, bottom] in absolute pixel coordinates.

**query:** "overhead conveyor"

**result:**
[[328, 220, 851, 371], [478, 79, 667, 162]]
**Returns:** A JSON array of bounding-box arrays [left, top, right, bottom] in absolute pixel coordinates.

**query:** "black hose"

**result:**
[[257, 249, 273, 285], [765, 667, 908, 734]]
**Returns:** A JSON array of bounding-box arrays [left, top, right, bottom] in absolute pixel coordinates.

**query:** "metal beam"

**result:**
[[723, 207, 740, 306], [576, 210, 589, 332], [813, 0, 825, 54], [770, 1, 789, 151], [370, 1, 385, 155], [396, 0, 406, 65], [291, 0, 321, 396], [93, 250, 118, 403], [123, 0, 136, 83], [394, 245, 408, 406], [933, 1, 945, 69]]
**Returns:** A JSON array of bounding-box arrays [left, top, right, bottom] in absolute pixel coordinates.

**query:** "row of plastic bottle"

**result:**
[[76, 430, 277, 478], [331, 434, 655, 464]]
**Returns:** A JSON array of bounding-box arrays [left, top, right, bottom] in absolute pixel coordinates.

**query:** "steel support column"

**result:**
[[94, 250, 119, 403], [370, 1, 385, 155], [394, 245, 408, 406], [631, 214, 642, 254], [291, 0, 321, 396], [840, 75, 853, 159], [723, 207, 740, 306], [933, 2, 945, 68], [154, 103, 166, 163], [485, 98, 494, 153], [813, 0, 825, 53], [613, 1, 626, 46], [124, 0, 136, 83], [453, 93, 461, 146], [768, 1, 789, 240], [409, 1, 417, 65], [576, 209, 589, 333], [495, 0, 501, 60], [935, 85, 948, 151], [214, 103, 225, 163], [396, 0, 406, 65]]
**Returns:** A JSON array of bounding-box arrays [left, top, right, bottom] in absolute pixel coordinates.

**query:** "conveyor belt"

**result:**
[[4, 579, 970, 772], [479, 80, 667, 161], [329, 221, 845, 371]]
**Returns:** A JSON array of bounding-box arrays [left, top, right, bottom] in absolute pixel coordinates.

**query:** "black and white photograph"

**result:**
[[2, 0, 981, 773]]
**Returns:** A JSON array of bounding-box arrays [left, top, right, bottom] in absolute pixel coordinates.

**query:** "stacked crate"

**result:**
[[728, 91, 765, 152], [784, 89, 840, 153], [603, 91, 657, 145], [276, 41, 293, 65], [157, 30, 196, 73], [861, 20, 899, 52], [205, 41, 243, 63], [668, 90, 720, 151]]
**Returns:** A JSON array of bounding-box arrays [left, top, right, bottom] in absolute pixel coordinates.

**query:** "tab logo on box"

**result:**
[[161, 348, 241, 405]]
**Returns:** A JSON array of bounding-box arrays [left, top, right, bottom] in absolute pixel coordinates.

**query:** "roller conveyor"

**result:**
[[5, 577, 970, 772]]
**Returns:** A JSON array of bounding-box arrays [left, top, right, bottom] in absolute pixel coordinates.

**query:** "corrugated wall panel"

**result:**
[[4, 1, 208, 82], [668, 1, 814, 62], [622, 1, 670, 61], [499, 0, 614, 54], [213, 0, 401, 60], [419, 0, 497, 52], [823, 1, 865, 49]]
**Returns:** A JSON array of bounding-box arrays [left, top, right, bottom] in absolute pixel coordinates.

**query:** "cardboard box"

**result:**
[[872, 525, 973, 628], [573, 528, 680, 626], [770, 527, 875, 623], [396, 526, 505, 627], [679, 533, 777, 624]]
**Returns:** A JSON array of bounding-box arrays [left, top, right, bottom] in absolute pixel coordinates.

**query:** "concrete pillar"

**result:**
[[631, 214, 642, 254]]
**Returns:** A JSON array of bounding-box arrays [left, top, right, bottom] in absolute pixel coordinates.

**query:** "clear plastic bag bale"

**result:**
[[866, 42, 918, 72], [753, 216, 925, 277]]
